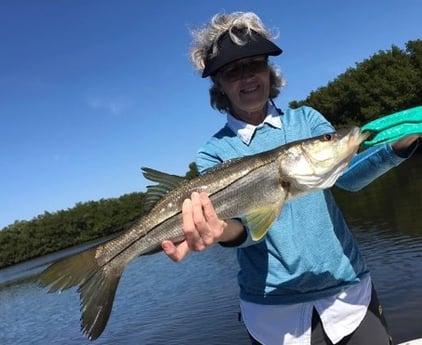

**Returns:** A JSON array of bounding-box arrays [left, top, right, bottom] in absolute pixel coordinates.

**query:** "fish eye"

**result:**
[[322, 134, 333, 141]]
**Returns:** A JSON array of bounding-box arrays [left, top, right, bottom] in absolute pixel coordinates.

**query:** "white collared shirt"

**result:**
[[226, 103, 282, 145], [240, 276, 372, 345]]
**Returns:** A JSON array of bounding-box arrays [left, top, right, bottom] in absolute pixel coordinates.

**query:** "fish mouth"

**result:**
[[359, 130, 371, 143], [337, 126, 370, 163], [335, 127, 370, 160], [347, 126, 371, 146], [333, 126, 370, 168]]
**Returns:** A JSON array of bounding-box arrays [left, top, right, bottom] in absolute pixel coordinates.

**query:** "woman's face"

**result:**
[[215, 56, 270, 123]]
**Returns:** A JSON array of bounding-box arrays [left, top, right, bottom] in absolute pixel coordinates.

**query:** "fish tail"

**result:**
[[38, 247, 125, 340]]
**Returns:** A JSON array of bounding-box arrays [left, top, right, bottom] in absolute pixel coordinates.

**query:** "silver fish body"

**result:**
[[39, 126, 369, 340]]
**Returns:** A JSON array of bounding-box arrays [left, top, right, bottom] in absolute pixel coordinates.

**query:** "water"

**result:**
[[0, 157, 421, 345]]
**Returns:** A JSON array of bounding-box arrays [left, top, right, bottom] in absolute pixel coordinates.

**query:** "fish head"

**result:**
[[281, 126, 370, 191]]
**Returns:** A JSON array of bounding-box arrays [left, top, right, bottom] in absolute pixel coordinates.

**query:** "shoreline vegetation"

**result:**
[[1, 40, 421, 269]]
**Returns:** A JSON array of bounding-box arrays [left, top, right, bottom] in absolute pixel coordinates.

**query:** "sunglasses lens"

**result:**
[[249, 60, 268, 73], [220, 60, 268, 81]]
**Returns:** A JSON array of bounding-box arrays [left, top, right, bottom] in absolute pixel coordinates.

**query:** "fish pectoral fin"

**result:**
[[244, 200, 284, 241]]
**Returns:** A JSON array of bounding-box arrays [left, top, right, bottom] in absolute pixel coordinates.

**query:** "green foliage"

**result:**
[[0, 161, 201, 269], [0, 193, 146, 268], [289, 39, 422, 127], [184, 162, 199, 180]]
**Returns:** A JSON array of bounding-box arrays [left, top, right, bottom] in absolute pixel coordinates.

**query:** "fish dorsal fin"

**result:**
[[141, 167, 186, 212], [244, 199, 285, 241]]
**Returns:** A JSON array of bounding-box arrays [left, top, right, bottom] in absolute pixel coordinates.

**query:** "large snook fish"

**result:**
[[38, 127, 369, 340]]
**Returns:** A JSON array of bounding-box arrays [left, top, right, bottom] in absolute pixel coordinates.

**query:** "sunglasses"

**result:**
[[218, 58, 269, 82]]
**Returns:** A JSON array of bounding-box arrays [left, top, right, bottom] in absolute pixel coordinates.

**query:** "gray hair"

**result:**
[[190, 12, 286, 113]]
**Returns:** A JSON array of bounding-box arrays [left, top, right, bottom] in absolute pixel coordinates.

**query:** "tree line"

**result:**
[[0, 163, 199, 268], [289, 40, 422, 127], [0, 40, 421, 269]]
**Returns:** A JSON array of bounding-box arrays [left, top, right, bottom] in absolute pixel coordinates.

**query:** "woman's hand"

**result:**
[[161, 192, 227, 262], [162, 192, 246, 262], [391, 134, 420, 157]]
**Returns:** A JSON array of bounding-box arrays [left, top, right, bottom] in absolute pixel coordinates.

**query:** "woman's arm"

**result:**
[[336, 135, 419, 192]]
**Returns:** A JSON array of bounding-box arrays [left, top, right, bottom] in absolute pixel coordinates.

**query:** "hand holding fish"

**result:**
[[162, 192, 245, 262]]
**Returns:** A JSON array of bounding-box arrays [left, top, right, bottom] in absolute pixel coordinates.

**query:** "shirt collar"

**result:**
[[226, 102, 282, 145]]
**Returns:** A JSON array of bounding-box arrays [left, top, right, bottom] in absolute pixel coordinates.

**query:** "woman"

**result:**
[[161, 12, 419, 345]]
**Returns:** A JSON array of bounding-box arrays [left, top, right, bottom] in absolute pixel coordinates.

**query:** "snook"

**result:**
[[38, 127, 369, 340]]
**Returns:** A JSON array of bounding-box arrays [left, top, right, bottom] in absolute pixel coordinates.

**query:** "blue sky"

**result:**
[[1, 0, 421, 229]]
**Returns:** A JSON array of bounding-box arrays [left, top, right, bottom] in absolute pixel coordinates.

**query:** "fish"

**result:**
[[38, 126, 369, 340]]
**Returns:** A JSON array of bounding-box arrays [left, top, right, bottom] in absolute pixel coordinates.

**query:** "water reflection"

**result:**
[[334, 156, 422, 237]]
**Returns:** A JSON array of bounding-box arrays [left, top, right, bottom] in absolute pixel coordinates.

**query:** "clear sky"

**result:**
[[1, 0, 421, 229]]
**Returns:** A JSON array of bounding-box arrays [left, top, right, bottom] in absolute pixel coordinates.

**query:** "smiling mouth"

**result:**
[[241, 85, 260, 94]]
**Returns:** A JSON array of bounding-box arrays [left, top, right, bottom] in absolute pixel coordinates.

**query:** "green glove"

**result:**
[[361, 106, 422, 148]]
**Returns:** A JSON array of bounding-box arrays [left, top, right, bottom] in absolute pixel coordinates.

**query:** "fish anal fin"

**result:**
[[244, 201, 284, 241]]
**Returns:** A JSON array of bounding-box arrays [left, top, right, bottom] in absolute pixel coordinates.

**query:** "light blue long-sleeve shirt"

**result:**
[[196, 105, 411, 304]]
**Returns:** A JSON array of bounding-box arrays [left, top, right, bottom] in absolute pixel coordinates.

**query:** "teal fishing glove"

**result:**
[[361, 106, 422, 148]]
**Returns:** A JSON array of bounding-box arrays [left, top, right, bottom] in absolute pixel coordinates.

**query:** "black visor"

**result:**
[[202, 29, 282, 78]]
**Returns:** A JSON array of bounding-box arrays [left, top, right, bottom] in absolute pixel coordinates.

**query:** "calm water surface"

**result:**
[[0, 157, 421, 345]]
